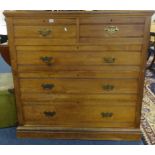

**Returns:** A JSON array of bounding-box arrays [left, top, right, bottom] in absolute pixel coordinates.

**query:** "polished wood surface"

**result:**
[[14, 25, 76, 38], [17, 51, 141, 66], [79, 17, 145, 24], [80, 25, 144, 37], [19, 78, 138, 94], [21, 93, 138, 104], [23, 103, 136, 128], [4, 10, 154, 140], [18, 70, 139, 79]]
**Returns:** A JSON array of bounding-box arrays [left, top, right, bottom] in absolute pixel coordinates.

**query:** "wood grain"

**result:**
[[80, 17, 145, 24], [17, 126, 141, 140], [16, 44, 142, 50], [80, 25, 144, 37], [18, 70, 140, 79], [135, 16, 152, 127], [13, 18, 76, 25], [23, 103, 136, 128], [19, 78, 138, 94], [5, 17, 24, 125], [14, 25, 76, 38], [21, 93, 138, 103], [17, 51, 141, 66], [4, 10, 154, 140], [18, 65, 140, 72]]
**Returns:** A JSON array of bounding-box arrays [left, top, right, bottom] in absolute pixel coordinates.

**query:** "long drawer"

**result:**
[[19, 78, 138, 94], [23, 103, 136, 128], [18, 65, 140, 73], [17, 51, 141, 66], [19, 70, 140, 79], [15, 38, 143, 46], [21, 93, 138, 103]]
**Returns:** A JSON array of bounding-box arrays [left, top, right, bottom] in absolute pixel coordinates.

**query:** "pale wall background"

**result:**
[[0, 10, 7, 34]]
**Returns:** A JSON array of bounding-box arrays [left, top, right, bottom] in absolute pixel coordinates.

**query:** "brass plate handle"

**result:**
[[101, 112, 113, 118], [40, 56, 54, 66], [102, 84, 114, 91], [42, 83, 55, 90], [38, 29, 51, 37], [103, 57, 115, 64], [104, 25, 119, 34], [44, 111, 56, 117]]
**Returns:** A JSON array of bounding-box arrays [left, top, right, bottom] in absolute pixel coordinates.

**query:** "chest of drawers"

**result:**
[[4, 10, 154, 140]]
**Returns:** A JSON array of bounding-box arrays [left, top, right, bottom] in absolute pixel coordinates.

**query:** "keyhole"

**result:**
[[110, 19, 113, 22]]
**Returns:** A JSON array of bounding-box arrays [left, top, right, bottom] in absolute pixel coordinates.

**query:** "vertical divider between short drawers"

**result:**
[[76, 17, 80, 44]]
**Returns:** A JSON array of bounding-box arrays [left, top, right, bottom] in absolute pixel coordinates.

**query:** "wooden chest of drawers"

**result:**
[[4, 10, 154, 140]]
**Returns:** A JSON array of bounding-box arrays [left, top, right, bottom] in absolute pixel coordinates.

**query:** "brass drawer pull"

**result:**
[[40, 56, 54, 66], [104, 25, 119, 34], [38, 29, 51, 37], [102, 84, 114, 91], [42, 84, 55, 90], [103, 57, 115, 63], [44, 111, 56, 117], [101, 112, 113, 118]]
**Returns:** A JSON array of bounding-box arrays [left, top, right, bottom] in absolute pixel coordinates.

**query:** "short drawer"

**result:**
[[15, 38, 76, 45], [23, 103, 136, 128], [20, 78, 138, 94], [14, 18, 76, 25], [79, 38, 143, 45], [80, 17, 145, 24], [17, 51, 141, 66], [80, 24, 144, 38], [14, 25, 76, 38]]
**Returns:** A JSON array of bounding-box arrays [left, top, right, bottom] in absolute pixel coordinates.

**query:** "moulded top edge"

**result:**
[[3, 10, 155, 17]]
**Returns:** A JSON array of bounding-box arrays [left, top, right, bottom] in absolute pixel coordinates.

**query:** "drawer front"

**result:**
[[16, 44, 142, 51], [21, 93, 138, 103], [14, 18, 76, 25], [79, 38, 143, 45], [15, 38, 76, 45], [16, 45, 78, 51], [80, 17, 145, 24], [19, 70, 139, 79], [17, 51, 141, 66], [80, 25, 144, 38], [20, 78, 138, 94], [18, 65, 140, 73], [23, 103, 136, 128], [14, 25, 76, 38]]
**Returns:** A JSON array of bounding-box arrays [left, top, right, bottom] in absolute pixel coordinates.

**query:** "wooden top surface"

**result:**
[[3, 10, 155, 17]]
